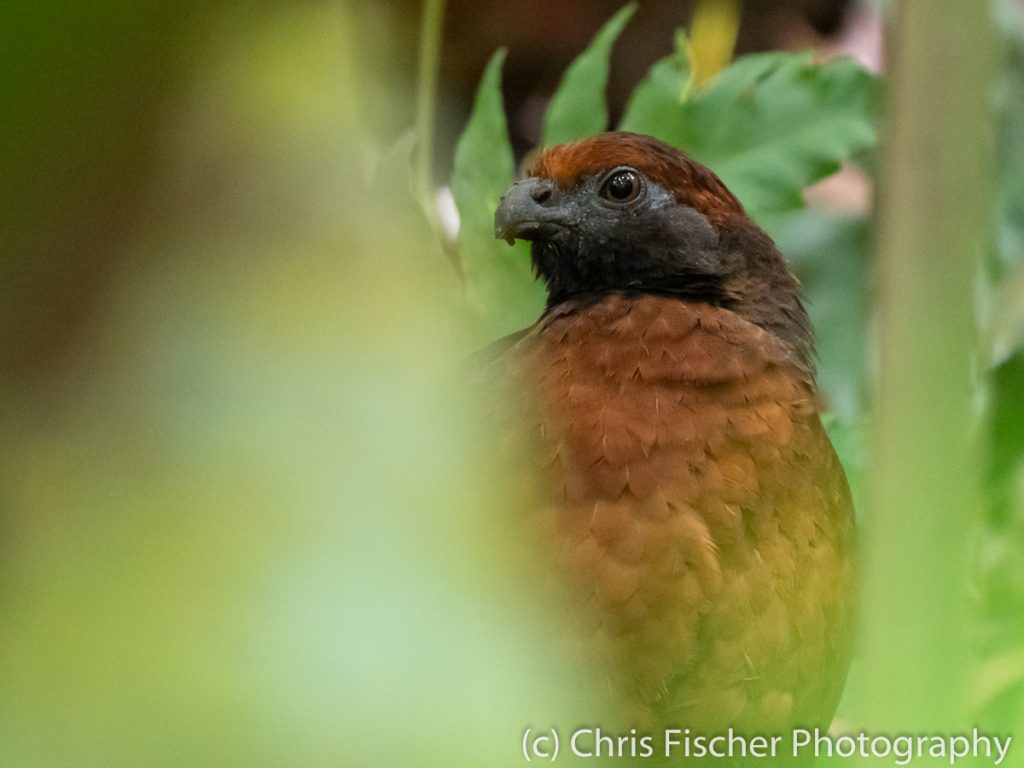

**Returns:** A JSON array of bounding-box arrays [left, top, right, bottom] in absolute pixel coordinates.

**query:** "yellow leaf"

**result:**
[[690, 0, 741, 87]]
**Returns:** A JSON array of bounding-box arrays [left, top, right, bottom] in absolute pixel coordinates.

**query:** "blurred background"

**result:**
[[0, 1, 1022, 765]]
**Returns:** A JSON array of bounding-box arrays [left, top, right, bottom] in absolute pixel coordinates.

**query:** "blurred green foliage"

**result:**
[[0, 3, 592, 766], [979, 0, 1024, 737]]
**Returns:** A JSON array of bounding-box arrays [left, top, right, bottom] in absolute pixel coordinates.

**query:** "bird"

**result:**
[[481, 131, 855, 743]]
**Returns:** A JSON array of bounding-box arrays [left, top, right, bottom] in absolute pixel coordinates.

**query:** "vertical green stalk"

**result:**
[[860, 0, 993, 747], [415, 0, 446, 205]]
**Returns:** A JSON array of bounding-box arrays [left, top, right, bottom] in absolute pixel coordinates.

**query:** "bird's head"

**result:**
[[494, 131, 813, 367]]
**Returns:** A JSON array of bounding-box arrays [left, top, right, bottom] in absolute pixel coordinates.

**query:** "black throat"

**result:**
[[531, 225, 816, 375], [532, 241, 734, 310]]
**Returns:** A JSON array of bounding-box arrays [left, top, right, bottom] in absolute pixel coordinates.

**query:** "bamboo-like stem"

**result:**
[[415, 0, 446, 204], [414, 0, 461, 273], [860, 0, 993, 741]]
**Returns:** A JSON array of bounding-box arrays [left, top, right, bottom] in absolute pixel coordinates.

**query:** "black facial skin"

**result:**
[[495, 170, 723, 306], [494, 168, 815, 370]]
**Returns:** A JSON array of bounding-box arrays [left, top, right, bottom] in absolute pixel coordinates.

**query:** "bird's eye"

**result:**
[[601, 170, 642, 204]]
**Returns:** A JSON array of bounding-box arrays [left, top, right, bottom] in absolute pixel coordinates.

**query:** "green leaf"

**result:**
[[452, 49, 546, 340], [621, 50, 880, 221], [542, 3, 637, 146], [619, 31, 695, 133], [774, 210, 871, 420]]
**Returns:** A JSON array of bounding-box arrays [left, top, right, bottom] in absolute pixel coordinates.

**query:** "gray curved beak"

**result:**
[[494, 177, 560, 244]]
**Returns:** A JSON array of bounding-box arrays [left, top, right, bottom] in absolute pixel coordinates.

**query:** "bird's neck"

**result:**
[[534, 227, 816, 374], [714, 223, 816, 374], [538, 293, 816, 391]]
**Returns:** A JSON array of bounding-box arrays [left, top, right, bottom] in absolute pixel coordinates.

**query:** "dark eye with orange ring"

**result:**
[[601, 170, 642, 204]]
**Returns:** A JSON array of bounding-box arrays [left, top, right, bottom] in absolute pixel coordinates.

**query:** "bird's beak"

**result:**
[[494, 177, 563, 245]]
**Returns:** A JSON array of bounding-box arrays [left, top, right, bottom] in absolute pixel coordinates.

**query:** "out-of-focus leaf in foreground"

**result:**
[[0, 5, 592, 766], [541, 2, 636, 146]]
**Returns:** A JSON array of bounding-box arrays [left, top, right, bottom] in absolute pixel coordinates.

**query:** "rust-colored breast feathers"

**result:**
[[495, 293, 854, 733]]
